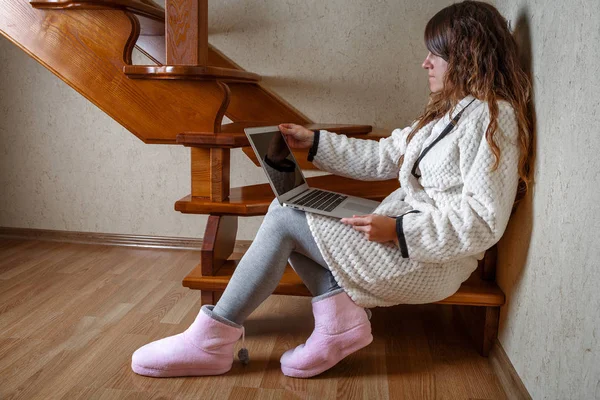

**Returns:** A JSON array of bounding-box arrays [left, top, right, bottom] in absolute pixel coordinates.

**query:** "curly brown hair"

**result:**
[[404, 1, 533, 194]]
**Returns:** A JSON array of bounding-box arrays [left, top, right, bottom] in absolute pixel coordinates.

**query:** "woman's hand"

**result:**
[[278, 123, 314, 149], [341, 214, 399, 244]]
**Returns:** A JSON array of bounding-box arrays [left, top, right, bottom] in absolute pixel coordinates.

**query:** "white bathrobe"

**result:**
[[306, 95, 520, 307]]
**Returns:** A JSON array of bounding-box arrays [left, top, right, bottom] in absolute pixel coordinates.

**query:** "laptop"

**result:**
[[244, 126, 380, 218]]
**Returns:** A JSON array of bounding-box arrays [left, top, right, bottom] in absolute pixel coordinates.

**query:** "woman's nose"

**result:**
[[422, 53, 432, 69]]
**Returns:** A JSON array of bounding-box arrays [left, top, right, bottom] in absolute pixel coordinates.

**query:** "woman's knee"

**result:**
[[267, 198, 281, 212], [265, 199, 304, 230], [267, 199, 294, 218]]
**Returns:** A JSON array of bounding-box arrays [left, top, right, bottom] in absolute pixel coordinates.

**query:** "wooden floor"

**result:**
[[0, 238, 507, 400]]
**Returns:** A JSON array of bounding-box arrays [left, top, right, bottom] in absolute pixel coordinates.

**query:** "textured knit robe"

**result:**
[[306, 95, 520, 307]]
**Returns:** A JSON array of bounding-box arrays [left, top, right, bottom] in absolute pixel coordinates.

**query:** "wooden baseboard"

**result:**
[[490, 339, 532, 400], [0, 227, 252, 252]]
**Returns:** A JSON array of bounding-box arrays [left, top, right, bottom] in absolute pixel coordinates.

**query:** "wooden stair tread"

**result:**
[[184, 261, 312, 296], [30, 0, 164, 21], [175, 175, 400, 216], [176, 123, 374, 148], [123, 65, 261, 83], [183, 263, 505, 307], [40, 3, 263, 84], [177, 132, 249, 148]]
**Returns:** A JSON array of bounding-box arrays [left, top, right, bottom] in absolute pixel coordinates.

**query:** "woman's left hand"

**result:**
[[340, 214, 399, 244]]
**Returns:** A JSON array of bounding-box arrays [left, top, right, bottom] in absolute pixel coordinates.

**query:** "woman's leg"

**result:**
[[132, 201, 372, 378], [289, 251, 340, 296], [131, 200, 339, 378], [213, 200, 340, 325]]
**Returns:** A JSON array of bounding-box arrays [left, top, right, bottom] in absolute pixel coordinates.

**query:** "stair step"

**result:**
[[175, 175, 399, 216], [123, 65, 261, 83], [30, 0, 164, 21], [183, 263, 505, 307], [184, 261, 311, 296], [176, 123, 374, 148]]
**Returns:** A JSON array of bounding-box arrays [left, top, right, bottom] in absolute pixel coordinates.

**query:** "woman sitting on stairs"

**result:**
[[131, 0, 532, 379]]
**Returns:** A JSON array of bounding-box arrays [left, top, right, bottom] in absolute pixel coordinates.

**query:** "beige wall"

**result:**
[[492, 1, 600, 399], [0, 0, 449, 239], [0, 41, 264, 239], [2, 1, 599, 398]]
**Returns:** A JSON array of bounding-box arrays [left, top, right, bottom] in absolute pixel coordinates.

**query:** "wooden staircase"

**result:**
[[0, 0, 505, 356]]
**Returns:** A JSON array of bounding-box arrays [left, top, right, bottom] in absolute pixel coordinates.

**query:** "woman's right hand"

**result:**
[[278, 124, 314, 149]]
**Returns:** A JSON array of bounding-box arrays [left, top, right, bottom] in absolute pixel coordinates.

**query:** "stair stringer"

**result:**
[[0, 0, 226, 143]]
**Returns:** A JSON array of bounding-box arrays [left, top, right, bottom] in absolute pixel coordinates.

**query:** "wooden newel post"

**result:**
[[123, 0, 259, 83], [166, 0, 233, 305], [191, 147, 230, 202], [165, 0, 208, 66], [189, 80, 232, 203], [165, 0, 231, 202]]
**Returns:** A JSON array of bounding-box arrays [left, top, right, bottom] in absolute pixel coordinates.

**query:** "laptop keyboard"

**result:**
[[290, 190, 348, 212]]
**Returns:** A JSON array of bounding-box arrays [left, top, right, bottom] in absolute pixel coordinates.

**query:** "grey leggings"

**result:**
[[213, 199, 341, 325]]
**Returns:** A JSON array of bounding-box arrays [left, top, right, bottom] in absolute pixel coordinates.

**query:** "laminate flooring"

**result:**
[[0, 238, 507, 399]]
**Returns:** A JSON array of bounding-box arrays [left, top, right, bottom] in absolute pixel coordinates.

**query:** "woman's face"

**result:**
[[422, 51, 448, 93]]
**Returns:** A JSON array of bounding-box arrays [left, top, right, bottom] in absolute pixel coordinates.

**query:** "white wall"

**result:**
[[492, 1, 600, 398]]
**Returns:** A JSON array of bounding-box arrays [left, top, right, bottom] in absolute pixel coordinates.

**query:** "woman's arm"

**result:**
[[312, 128, 411, 181], [397, 104, 520, 263], [279, 123, 412, 181]]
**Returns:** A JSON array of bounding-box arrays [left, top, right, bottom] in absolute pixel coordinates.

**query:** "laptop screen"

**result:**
[[246, 130, 306, 197]]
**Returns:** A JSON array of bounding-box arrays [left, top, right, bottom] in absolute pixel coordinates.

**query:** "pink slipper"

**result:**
[[131, 305, 243, 377], [280, 291, 373, 378]]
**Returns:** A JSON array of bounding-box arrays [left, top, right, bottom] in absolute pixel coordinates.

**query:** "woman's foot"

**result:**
[[280, 291, 373, 378], [131, 305, 243, 377]]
